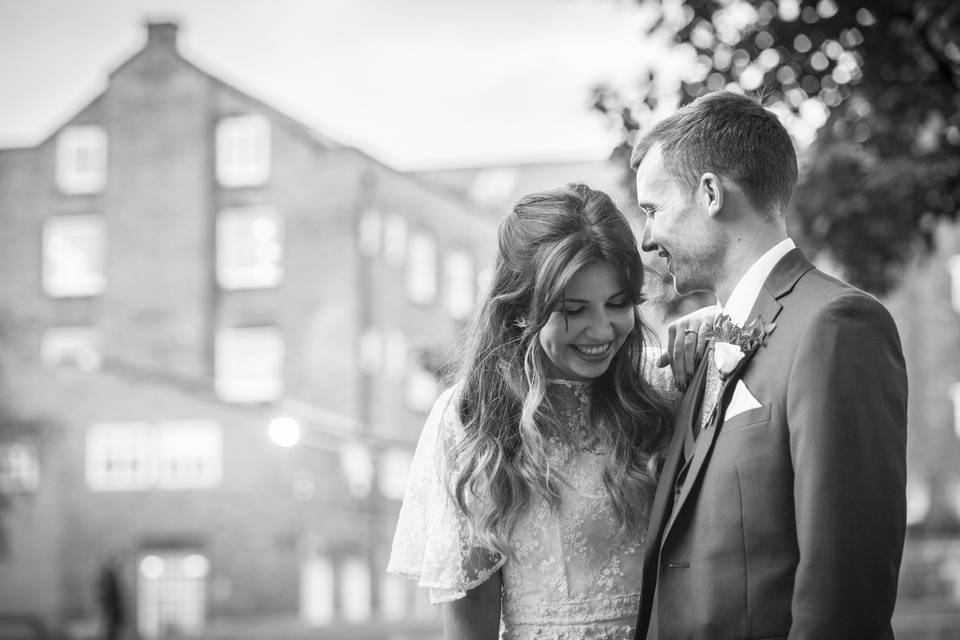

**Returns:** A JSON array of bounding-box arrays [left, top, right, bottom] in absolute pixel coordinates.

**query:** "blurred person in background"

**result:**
[[388, 183, 710, 639], [97, 553, 126, 640], [631, 90, 908, 640]]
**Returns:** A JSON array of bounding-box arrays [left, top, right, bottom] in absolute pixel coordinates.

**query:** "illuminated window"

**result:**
[[377, 448, 412, 501], [215, 327, 284, 402], [42, 215, 105, 297], [406, 230, 437, 305], [86, 421, 223, 491], [948, 255, 960, 314], [300, 555, 334, 625], [41, 326, 101, 371], [137, 552, 208, 639], [444, 249, 474, 320], [0, 443, 39, 494], [383, 215, 407, 267], [358, 209, 382, 258], [405, 363, 438, 412], [340, 556, 371, 622], [217, 207, 283, 289], [381, 573, 408, 621], [216, 114, 271, 187], [56, 125, 107, 194], [339, 442, 373, 498]]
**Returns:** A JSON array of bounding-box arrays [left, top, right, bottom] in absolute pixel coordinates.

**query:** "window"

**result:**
[[0, 443, 39, 493], [42, 215, 106, 297], [300, 555, 334, 625], [406, 230, 437, 305], [405, 363, 438, 412], [86, 423, 152, 490], [215, 327, 284, 402], [444, 249, 474, 320], [358, 209, 382, 258], [87, 420, 223, 491], [382, 215, 407, 267], [340, 556, 371, 622], [86, 421, 222, 491], [56, 125, 107, 194], [377, 448, 412, 501], [216, 114, 271, 187], [948, 255, 960, 314], [217, 207, 283, 289], [359, 328, 382, 375], [380, 573, 408, 621], [137, 552, 208, 639], [338, 442, 373, 498], [41, 326, 101, 370]]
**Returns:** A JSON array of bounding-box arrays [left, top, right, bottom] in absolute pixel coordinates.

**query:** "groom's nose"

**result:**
[[640, 220, 657, 252]]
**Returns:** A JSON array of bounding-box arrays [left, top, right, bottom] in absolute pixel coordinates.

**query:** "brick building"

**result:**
[[0, 20, 493, 638]]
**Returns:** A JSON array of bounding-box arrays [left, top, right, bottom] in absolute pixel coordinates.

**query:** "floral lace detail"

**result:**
[[389, 384, 648, 639]]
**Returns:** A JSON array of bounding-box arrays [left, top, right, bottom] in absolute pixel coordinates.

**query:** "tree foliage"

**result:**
[[595, 0, 960, 294]]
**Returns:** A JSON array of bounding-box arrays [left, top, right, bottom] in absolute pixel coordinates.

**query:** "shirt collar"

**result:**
[[720, 238, 796, 326]]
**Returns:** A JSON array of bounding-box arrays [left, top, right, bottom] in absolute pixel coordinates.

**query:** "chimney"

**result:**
[[145, 20, 179, 50]]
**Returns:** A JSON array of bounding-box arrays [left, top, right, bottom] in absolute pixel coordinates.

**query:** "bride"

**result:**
[[389, 183, 703, 639]]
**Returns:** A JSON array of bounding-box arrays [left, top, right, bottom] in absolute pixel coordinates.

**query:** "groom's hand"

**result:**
[[658, 305, 718, 391]]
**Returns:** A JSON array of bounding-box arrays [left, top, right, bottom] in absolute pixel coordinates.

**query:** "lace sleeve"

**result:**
[[387, 386, 505, 604]]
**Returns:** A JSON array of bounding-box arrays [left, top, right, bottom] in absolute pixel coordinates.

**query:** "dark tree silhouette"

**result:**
[[595, 0, 960, 295]]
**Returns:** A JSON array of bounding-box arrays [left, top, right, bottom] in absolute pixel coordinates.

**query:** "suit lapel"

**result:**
[[661, 249, 814, 540], [643, 357, 709, 569]]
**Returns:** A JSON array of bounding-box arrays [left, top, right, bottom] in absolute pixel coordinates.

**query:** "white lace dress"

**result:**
[[388, 381, 649, 639]]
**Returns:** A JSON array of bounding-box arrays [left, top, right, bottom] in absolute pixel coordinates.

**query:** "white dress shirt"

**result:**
[[720, 238, 796, 325]]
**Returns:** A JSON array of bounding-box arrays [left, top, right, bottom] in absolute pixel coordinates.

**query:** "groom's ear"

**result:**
[[699, 173, 723, 218]]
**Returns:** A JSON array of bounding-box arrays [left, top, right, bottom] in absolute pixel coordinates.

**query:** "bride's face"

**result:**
[[538, 260, 634, 382]]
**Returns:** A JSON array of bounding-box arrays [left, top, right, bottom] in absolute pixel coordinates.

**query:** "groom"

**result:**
[[632, 91, 908, 639]]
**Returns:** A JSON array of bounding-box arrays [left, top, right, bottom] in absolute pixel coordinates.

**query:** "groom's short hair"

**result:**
[[630, 91, 798, 217]]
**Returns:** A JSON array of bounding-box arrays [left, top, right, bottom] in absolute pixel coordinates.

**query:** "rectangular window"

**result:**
[[41, 326, 101, 371], [406, 230, 437, 305], [444, 249, 475, 320], [377, 448, 412, 501], [137, 552, 208, 639], [216, 114, 271, 187], [215, 327, 284, 402], [405, 363, 438, 412], [382, 215, 407, 267], [56, 125, 107, 194], [359, 328, 382, 376], [340, 556, 371, 622], [217, 207, 283, 289], [86, 422, 223, 491], [380, 573, 408, 621], [43, 215, 106, 297], [300, 555, 335, 625], [948, 255, 960, 314], [358, 209, 382, 259], [0, 443, 40, 494]]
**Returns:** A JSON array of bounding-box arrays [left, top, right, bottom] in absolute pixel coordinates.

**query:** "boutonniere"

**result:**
[[705, 314, 776, 378]]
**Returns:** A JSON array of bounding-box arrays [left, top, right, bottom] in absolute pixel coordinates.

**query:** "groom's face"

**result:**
[[635, 143, 719, 295]]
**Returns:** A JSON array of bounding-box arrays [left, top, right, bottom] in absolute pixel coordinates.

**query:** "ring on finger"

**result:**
[[683, 329, 697, 337]]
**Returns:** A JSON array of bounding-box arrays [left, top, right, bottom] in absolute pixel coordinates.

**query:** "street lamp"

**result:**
[[267, 416, 302, 448]]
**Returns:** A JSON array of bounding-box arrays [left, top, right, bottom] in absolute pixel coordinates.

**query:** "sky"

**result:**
[[0, 0, 687, 170]]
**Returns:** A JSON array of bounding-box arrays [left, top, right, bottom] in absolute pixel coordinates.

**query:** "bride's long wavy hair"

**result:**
[[451, 183, 674, 558]]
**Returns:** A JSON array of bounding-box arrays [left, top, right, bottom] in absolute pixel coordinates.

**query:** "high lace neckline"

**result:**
[[546, 378, 593, 388]]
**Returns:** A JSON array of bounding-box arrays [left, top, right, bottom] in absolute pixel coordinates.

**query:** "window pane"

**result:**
[[382, 215, 407, 267], [215, 114, 271, 187], [359, 328, 382, 376], [377, 448, 412, 501], [358, 209, 382, 258], [215, 327, 284, 402], [300, 555, 334, 625], [405, 364, 438, 412], [154, 421, 222, 489], [43, 215, 106, 297], [217, 207, 283, 289], [0, 444, 40, 494], [340, 556, 371, 622], [406, 230, 437, 305], [86, 423, 153, 491], [380, 573, 408, 621], [56, 125, 107, 194], [444, 249, 474, 319], [137, 552, 208, 639], [41, 326, 101, 371]]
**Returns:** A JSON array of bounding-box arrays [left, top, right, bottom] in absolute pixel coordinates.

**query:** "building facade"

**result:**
[[0, 21, 493, 638]]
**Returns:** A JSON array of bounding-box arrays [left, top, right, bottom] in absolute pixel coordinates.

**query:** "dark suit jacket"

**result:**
[[636, 249, 908, 640]]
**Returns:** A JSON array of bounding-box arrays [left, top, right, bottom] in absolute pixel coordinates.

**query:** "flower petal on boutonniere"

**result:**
[[714, 341, 745, 377]]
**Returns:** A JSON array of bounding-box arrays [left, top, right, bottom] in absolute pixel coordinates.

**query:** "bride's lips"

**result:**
[[571, 341, 613, 361]]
